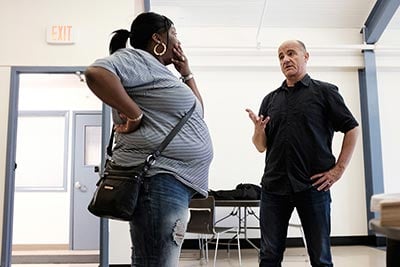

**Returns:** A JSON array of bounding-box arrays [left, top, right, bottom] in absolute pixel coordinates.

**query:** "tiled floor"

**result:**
[[10, 245, 386, 266]]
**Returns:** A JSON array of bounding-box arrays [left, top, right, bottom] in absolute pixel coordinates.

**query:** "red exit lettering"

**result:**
[[51, 25, 73, 42]]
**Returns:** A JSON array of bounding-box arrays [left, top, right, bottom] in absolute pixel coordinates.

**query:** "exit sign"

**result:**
[[46, 25, 75, 44]]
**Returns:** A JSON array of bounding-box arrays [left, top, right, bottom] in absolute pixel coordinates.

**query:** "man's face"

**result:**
[[278, 41, 309, 81]]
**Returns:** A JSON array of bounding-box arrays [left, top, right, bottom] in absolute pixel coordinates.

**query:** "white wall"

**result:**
[[0, 67, 11, 251], [379, 81, 400, 193], [375, 30, 400, 195], [0, 0, 135, 66], [377, 69, 400, 193]]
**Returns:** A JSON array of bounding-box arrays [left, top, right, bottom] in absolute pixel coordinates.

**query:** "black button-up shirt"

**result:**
[[258, 74, 359, 195]]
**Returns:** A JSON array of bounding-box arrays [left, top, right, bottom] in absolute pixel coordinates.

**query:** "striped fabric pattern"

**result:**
[[91, 48, 213, 196]]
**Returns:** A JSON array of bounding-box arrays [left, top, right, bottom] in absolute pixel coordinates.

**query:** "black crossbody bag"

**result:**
[[88, 101, 196, 221]]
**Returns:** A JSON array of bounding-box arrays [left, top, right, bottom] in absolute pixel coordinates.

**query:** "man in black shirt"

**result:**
[[246, 40, 359, 267]]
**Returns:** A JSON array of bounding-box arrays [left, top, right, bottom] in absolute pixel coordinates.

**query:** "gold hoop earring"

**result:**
[[153, 42, 167, 56]]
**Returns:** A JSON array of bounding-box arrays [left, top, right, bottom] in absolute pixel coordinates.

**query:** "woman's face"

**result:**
[[161, 25, 181, 65]]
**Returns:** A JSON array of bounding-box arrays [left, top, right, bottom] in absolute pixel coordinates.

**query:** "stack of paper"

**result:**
[[380, 199, 400, 227], [370, 193, 400, 227]]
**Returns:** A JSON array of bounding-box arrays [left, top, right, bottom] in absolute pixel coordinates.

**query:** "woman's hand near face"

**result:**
[[171, 43, 191, 76], [170, 43, 204, 111]]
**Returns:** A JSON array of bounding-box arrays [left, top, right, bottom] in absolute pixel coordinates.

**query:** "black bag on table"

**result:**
[[208, 183, 261, 200]]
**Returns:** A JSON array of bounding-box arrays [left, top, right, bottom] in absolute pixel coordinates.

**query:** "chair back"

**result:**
[[186, 196, 215, 235]]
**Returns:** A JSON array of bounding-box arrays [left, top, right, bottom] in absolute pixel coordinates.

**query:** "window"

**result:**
[[15, 111, 69, 191]]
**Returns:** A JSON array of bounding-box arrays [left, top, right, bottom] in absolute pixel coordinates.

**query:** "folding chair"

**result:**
[[186, 196, 242, 266]]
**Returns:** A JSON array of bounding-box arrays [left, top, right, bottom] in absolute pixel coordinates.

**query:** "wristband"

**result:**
[[180, 73, 194, 82]]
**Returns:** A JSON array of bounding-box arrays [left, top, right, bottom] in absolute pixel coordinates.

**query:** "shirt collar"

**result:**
[[281, 74, 311, 90]]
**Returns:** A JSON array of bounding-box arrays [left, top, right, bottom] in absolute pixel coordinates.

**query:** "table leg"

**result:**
[[243, 207, 259, 251], [387, 238, 400, 267]]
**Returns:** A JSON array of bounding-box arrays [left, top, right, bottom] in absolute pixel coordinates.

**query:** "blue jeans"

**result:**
[[259, 187, 333, 267], [129, 173, 195, 267]]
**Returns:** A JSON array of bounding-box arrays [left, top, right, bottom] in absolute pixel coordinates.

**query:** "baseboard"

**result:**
[[12, 254, 99, 264], [12, 244, 69, 251], [181, 235, 387, 250], [11, 245, 99, 264], [330, 236, 386, 247]]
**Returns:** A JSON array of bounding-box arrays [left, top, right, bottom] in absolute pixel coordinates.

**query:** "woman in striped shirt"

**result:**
[[85, 12, 213, 267]]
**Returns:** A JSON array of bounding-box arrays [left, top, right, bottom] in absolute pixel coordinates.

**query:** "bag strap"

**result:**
[[107, 100, 197, 165], [151, 100, 196, 159], [106, 127, 115, 158]]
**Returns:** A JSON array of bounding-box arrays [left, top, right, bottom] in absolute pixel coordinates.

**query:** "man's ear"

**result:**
[[304, 52, 310, 62]]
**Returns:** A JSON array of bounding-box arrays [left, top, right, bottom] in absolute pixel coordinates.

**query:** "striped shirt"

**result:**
[[90, 48, 213, 196]]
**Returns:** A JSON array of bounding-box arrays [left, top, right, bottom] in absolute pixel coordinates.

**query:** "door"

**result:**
[[72, 113, 102, 250]]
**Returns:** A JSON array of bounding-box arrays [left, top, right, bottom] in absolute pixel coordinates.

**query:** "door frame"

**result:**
[[1, 66, 111, 267]]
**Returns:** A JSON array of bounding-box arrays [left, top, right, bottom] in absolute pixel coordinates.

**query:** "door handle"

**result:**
[[74, 181, 88, 192]]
